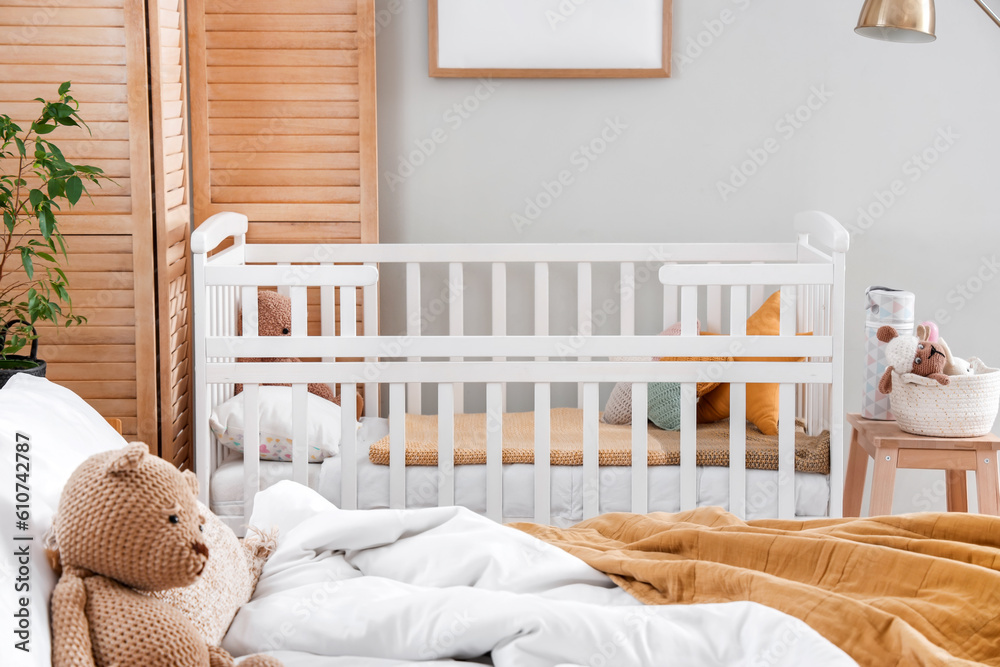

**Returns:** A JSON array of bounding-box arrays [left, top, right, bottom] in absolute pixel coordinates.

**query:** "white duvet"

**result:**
[[227, 482, 856, 667]]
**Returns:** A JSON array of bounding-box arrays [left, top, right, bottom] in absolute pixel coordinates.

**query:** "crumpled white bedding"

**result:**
[[225, 482, 856, 667]]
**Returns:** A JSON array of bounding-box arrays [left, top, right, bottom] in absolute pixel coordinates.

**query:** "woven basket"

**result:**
[[889, 358, 1000, 437]]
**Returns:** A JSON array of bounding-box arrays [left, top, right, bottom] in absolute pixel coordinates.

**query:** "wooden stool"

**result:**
[[844, 413, 1000, 516]]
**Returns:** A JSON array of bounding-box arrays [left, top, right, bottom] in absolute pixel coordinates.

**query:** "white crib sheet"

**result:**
[[211, 417, 831, 525]]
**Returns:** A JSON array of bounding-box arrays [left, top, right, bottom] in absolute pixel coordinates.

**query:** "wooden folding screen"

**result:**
[[0, 0, 194, 468], [149, 0, 194, 469], [0, 1, 159, 446]]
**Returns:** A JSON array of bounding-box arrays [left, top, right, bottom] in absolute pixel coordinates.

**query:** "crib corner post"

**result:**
[[829, 246, 847, 518], [191, 242, 211, 506]]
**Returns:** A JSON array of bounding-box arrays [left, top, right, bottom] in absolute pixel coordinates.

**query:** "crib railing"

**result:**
[[192, 211, 847, 527]]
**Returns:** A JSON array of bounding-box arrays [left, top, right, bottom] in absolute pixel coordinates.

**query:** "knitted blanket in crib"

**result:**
[[368, 408, 829, 474]]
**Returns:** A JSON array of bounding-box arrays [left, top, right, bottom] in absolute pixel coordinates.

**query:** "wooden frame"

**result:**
[[428, 0, 671, 78], [192, 211, 848, 530]]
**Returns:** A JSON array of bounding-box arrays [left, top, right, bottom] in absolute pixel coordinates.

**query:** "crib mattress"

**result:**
[[212, 417, 830, 524]]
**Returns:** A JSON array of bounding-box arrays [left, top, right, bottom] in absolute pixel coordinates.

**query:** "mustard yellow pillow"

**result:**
[[696, 292, 808, 436]]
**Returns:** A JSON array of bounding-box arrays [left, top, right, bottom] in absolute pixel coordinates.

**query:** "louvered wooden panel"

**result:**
[[150, 0, 193, 470], [188, 0, 378, 244], [0, 1, 157, 446]]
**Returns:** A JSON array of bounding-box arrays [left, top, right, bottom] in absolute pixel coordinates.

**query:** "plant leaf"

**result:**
[[58, 81, 71, 96], [38, 208, 53, 238], [28, 189, 43, 209], [65, 176, 83, 205], [20, 247, 34, 279]]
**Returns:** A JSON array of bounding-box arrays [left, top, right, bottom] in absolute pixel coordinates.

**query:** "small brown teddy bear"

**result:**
[[50, 443, 282, 667], [237, 290, 364, 420], [877, 324, 951, 394]]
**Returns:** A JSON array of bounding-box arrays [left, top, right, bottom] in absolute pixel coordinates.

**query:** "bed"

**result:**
[[191, 209, 849, 531]]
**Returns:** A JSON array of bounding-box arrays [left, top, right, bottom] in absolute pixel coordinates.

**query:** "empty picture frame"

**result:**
[[429, 0, 672, 78]]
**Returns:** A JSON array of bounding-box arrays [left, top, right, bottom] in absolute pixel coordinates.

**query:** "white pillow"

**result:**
[[0, 374, 127, 665], [210, 386, 347, 462]]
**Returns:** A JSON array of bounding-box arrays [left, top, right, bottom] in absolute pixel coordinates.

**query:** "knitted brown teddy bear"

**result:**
[[236, 290, 364, 420], [50, 443, 282, 667], [876, 324, 951, 394]]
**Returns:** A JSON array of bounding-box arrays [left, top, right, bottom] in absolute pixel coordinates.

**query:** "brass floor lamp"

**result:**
[[856, 0, 1000, 42]]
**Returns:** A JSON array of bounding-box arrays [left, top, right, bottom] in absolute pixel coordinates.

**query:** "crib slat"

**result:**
[[340, 285, 357, 337], [290, 285, 307, 336], [681, 382, 698, 512], [341, 381, 359, 510], [631, 382, 648, 514], [577, 262, 592, 408], [582, 382, 600, 519], [486, 382, 503, 521], [492, 263, 508, 411], [364, 262, 379, 417], [707, 262, 722, 334], [663, 262, 678, 329], [778, 285, 796, 518], [729, 285, 748, 519], [242, 383, 260, 526], [680, 285, 698, 337], [241, 286, 258, 337], [535, 263, 549, 358], [449, 262, 464, 414], [389, 382, 405, 509], [276, 263, 291, 297], [750, 263, 764, 312], [621, 262, 635, 336], [534, 383, 551, 523], [320, 264, 335, 362], [291, 383, 309, 486], [438, 383, 455, 507], [406, 263, 422, 414], [680, 285, 698, 510]]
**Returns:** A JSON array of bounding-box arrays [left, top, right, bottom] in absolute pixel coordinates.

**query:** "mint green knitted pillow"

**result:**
[[647, 382, 682, 431]]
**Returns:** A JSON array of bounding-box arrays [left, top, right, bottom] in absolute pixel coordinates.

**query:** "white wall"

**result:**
[[373, 0, 1000, 514]]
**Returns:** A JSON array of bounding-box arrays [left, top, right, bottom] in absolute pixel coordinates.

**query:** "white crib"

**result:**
[[192, 210, 848, 530]]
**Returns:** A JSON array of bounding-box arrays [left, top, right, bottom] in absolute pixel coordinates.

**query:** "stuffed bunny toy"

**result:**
[[50, 443, 282, 667], [236, 289, 364, 420], [877, 325, 950, 394]]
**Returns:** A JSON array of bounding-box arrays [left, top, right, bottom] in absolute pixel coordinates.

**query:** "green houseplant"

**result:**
[[0, 83, 106, 388]]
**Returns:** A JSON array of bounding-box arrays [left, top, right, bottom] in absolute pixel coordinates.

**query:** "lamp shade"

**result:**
[[856, 0, 936, 42]]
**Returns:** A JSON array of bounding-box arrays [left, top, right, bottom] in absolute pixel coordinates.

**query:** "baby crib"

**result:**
[[191, 210, 848, 530]]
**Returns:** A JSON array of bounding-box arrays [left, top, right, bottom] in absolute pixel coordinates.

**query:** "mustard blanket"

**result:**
[[514, 508, 1000, 666]]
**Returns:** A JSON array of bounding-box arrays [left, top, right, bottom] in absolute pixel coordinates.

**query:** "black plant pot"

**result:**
[[0, 320, 46, 389], [0, 357, 46, 389]]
